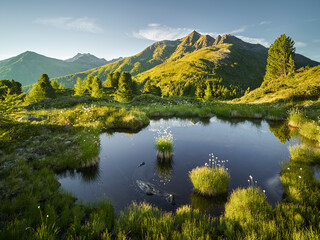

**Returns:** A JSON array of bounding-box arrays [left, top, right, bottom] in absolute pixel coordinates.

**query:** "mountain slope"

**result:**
[[54, 32, 319, 91], [0, 51, 113, 86], [238, 65, 320, 103], [53, 31, 217, 87]]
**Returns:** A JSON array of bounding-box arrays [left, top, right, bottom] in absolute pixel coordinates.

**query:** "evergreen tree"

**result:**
[[26, 74, 55, 102], [263, 34, 295, 86], [195, 83, 205, 100], [111, 72, 120, 89], [74, 77, 86, 96], [85, 75, 94, 94], [59, 83, 66, 90], [143, 80, 161, 96], [91, 76, 103, 98], [116, 72, 134, 101], [51, 80, 59, 89], [203, 82, 213, 101], [104, 73, 113, 88], [0, 79, 22, 99]]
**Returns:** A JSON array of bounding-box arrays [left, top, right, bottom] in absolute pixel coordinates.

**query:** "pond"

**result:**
[[58, 117, 297, 215]]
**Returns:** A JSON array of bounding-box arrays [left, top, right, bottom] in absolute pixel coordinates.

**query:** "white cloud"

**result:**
[[259, 21, 272, 25], [133, 24, 193, 41], [133, 24, 194, 41], [230, 26, 246, 34], [295, 41, 307, 47], [34, 17, 103, 34], [235, 36, 269, 47]]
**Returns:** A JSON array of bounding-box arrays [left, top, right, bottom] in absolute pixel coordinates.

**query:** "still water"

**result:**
[[58, 117, 297, 214]]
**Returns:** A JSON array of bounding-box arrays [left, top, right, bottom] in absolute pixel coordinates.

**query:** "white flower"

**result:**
[[38, 206, 40, 209], [263, 190, 266, 193], [46, 215, 49, 218], [249, 175, 253, 180], [299, 176, 301, 179]]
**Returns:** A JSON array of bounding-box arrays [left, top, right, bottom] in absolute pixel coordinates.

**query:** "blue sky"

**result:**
[[1, 0, 320, 61]]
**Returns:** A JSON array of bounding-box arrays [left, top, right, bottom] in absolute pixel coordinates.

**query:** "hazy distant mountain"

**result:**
[[0, 51, 117, 86]]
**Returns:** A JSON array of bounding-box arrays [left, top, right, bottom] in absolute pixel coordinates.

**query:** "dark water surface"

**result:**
[[58, 117, 297, 214]]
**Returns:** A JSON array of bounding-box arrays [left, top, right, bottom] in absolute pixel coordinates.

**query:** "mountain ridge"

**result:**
[[53, 31, 319, 92], [0, 51, 119, 86]]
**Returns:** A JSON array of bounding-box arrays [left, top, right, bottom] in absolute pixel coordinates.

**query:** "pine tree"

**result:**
[[203, 82, 213, 101], [112, 72, 120, 89], [263, 34, 295, 86], [116, 72, 134, 101], [104, 73, 113, 88], [51, 80, 59, 89], [26, 74, 55, 102], [91, 76, 103, 98], [59, 83, 65, 90], [74, 77, 86, 96], [85, 75, 94, 94], [143, 80, 161, 96]]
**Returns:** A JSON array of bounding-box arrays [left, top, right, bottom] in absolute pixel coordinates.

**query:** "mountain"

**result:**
[[53, 31, 219, 87], [54, 31, 319, 92], [0, 51, 116, 86], [238, 65, 320, 103]]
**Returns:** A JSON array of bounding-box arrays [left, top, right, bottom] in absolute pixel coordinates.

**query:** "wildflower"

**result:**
[[46, 215, 49, 218], [249, 175, 253, 180], [299, 176, 301, 178], [38, 206, 40, 209], [300, 168, 302, 170], [263, 190, 266, 193]]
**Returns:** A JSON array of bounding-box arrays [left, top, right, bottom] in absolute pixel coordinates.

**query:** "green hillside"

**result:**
[[54, 32, 319, 94], [53, 31, 217, 87], [0, 51, 110, 86], [238, 65, 320, 103], [135, 42, 268, 96]]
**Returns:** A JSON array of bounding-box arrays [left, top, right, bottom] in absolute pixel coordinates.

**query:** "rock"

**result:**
[[20, 115, 46, 122], [138, 162, 145, 168], [65, 140, 72, 145]]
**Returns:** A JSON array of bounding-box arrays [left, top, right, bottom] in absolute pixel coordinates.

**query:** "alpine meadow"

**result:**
[[1, 0, 320, 239]]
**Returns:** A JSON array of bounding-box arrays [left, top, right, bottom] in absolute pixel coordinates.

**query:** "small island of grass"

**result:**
[[189, 164, 230, 196]]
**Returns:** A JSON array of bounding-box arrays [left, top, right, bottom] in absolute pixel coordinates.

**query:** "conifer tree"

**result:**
[[116, 72, 134, 101], [74, 77, 86, 96], [111, 71, 120, 89], [91, 76, 103, 98], [203, 82, 213, 101], [59, 83, 65, 90], [263, 34, 295, 86], [85, 75, 94, 94], [51, 80, 59, 89], [26, 74, 55, 102], [143, 80, 161, 96]]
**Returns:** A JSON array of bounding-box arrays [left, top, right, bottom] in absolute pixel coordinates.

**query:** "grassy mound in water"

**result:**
[[189, 166, 230, 195]]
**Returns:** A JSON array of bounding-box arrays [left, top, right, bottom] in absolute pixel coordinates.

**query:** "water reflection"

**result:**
[[190, 191, 228, 213], [58, 117, 299, 214]]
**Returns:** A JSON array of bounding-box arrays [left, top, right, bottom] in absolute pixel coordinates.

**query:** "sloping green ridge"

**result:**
[[239, 65, 320, 103], [135, 43, 269, 95]]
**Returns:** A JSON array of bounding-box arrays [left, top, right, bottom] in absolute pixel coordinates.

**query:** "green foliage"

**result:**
[[90, 76, 103, 98], [73, 77, 86, 96], [116, 202, 174, 239], [189, 166, 230, 195], [115, 72, 137, 102], [224, 187, 274, 238], [240, 65, 320, 103], [51, 80, 59, 89], [143, 80, 162, 96], [263, 34, 296, 85], [0, 79, 22, 99], [203, 81, 213, 101], [25, 74, 56, 103]]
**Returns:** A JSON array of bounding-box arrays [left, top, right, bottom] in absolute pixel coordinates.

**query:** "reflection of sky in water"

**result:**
[[58, 117, 298, 214]]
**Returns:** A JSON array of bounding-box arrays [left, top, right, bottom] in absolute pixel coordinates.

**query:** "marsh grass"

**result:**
[[189, 166, 230, 196]]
